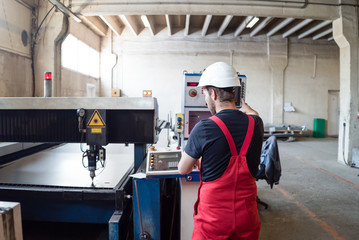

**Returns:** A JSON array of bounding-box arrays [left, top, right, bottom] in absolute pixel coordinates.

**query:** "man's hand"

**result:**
[[239, 99, 259, 116]]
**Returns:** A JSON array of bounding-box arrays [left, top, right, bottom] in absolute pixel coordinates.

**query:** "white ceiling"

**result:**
[[31, 0, 346, 42], [79, 14, 334, 41]]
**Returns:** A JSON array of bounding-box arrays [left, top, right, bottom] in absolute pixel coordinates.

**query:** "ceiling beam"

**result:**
[[99, 15, 124, 37], [79, 16, 108, 37], [120, 15, 143, 36], [298, 20, 332, 39], [184, 14, 190, 36], [72, 1, 339, 21], [202, 15, 212, 37], [282, 18, 313, 38], [250, 17, 272, 37], [267, 18, 294, 37], [142, 15, 155, 36], [165, 14, 172, 36], [218, 15, 233, 37], [234, 16, 253, 37], [312, 28, 332, 40]]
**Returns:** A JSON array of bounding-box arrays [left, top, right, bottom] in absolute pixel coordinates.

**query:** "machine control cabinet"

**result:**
[[183, 73, 246, 139]]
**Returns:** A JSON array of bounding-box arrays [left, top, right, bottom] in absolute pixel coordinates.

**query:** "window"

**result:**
[[61, 34, 99, 78]]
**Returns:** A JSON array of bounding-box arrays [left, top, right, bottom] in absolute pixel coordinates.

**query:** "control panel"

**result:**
[[184, 74, 206, 107], [176, 113, 184, 133], [146, 149, 182, 175], [184, 73, 246, 108], [183, 73, 246, 139]]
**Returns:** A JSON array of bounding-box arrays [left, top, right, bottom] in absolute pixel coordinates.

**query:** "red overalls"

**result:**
[[191, 115, 261, 240]]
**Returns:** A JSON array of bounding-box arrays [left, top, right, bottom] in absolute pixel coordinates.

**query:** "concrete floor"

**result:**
[[15, 137, 359, 239], [258, 137, 359, 240]]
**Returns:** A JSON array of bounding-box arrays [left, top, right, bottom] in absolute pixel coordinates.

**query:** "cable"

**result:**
[[342, 122, 349, 166], [169, 178, 179, 240], [95, 159, 107, 177], [82, 151, 88, 168], [33, 5, 55, 44], [79, 117, 86, 153], [341, 122, 359, 169]]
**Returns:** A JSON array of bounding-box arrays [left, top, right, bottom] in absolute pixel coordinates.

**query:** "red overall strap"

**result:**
[[239, 115, 254, 156], [209, 115, 238, 156], [210, 115, 255, 157]]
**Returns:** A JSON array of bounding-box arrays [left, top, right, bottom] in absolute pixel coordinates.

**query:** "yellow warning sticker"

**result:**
[[87, 110, 106, 128], [91, 128, 102, 134], [87, 110, 105, 134]]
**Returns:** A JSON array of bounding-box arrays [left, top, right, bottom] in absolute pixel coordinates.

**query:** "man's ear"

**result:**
[[210, 88, 217, 101]]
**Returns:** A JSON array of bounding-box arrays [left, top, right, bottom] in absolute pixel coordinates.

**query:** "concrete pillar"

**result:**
[[267, 38, 288, 124], [333, 8, 359, 166]]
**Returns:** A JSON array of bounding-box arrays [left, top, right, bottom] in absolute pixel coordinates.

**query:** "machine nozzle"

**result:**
[[90, 169, 95, 181], [86, 145, 106, 181]]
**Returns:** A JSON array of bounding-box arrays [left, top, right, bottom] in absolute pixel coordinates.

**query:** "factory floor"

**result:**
[[258, 137, 359, 240], [21, 137, 359, 239]]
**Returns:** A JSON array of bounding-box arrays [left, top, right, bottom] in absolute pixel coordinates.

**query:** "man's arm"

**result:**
[[240, 98, 259, 116], [178, 151, 198, 174]]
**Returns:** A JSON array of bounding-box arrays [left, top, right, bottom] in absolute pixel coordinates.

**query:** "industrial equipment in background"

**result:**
[[182, 72, 246, 139], [264, 124, 310, 141], [131, 71, 247, 240], [0, 97, 158, 240]]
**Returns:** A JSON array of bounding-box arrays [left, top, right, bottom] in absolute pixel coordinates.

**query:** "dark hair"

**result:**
[[206, 86, 235, 103]]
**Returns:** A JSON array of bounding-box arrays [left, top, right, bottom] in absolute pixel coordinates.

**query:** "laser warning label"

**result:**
[[87, 110, 106, 133]]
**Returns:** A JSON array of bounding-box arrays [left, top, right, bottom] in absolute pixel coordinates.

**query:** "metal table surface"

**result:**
[[0, 143, 134, 189]]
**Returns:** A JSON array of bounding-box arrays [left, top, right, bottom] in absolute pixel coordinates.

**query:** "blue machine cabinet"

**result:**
[[132, 171, 199, 240], [133, 178, 161, 240]]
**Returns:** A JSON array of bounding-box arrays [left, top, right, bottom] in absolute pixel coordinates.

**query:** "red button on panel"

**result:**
[[189, 89, 197, 97]]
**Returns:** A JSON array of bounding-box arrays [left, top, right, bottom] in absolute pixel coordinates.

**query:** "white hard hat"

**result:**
[[198, 62, 240, 88]]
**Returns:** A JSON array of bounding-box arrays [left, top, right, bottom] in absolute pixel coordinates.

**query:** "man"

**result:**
[[178, 62, 264, 240]]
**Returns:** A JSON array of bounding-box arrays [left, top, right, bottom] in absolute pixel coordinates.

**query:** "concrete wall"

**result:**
[[0, 49, 32, 96], [284, 42, 339, 129], [61, 20, 102, 97], [0, 0, 32, 97], [101, 28, 339, 130]]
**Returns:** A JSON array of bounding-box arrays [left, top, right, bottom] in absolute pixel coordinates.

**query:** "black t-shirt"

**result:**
[[184, 109, 264, 182]]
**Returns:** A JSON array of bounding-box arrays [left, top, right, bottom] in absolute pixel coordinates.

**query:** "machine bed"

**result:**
[[0, 143, 133, 189]]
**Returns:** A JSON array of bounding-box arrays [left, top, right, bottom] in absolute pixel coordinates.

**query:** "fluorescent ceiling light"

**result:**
[[246, 17, 259, 28], [141, 15, 150, 28]]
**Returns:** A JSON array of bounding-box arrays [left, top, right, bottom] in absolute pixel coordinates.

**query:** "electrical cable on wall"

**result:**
[[31, 4, 56, 97], [342, 122, 349, 166]]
